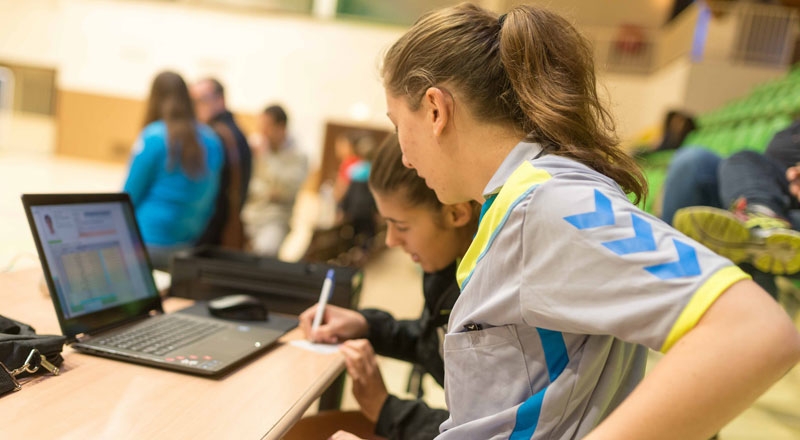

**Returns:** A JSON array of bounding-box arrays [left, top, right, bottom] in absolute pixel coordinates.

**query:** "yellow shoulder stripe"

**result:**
[[457, 161, 552, 288], [660, 265, 752, 352]]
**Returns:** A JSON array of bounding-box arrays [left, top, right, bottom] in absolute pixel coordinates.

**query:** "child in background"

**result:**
[[291, 134, 478, 440], [333, 3, 800, 439], [334, 131, 379, 245], [333, 131, 374, 202]]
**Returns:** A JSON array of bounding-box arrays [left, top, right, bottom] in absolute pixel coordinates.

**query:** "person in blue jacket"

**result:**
[[123, 71, 224, 271]]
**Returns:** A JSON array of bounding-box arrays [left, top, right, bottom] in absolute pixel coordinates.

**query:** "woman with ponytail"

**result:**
[[330, 3, 800, 440], [123, 71, 224, 270]]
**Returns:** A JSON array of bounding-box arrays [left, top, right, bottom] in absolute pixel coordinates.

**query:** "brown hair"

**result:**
[[143, 71, 204, 177], [382, 3, 646, 203], [369, 134, 442, 211], [263, 104, 288, 126]]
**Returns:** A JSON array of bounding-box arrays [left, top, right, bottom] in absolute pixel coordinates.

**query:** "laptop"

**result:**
[[21, 192, 295, 376]]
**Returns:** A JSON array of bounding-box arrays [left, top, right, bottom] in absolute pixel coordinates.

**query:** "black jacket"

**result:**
[[360, 262, 459, 440], [765, 119, 800, 170], [212, 110, 252, 205]]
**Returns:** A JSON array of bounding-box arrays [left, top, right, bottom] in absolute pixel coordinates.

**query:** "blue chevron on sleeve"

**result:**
[[563, 189, 615, 229], [644, 239, 701, 280], [602, 213, 657, 255]]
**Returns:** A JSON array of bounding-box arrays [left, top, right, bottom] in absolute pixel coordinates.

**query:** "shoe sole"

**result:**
[[673, 206, 800, 275]]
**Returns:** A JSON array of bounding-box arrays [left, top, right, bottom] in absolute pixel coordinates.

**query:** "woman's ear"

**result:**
[[442, 202, 474, 228], [424, 87, 454, 137]]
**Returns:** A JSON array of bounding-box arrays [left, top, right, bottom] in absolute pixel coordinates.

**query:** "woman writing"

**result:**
[[333, 3, 800, 439]]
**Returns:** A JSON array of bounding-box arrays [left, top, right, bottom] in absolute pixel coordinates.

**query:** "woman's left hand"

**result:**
[[787, 164, 800, 202], [339, 339, 390, 423], [328, 430, 365, 440]]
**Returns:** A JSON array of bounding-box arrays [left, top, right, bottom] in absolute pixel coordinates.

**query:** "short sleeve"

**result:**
[[519, 166, 749, 352]]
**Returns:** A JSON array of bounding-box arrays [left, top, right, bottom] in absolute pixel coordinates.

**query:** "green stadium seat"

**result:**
[[640, 70, 799, 218], [747, 119, 773, 152]]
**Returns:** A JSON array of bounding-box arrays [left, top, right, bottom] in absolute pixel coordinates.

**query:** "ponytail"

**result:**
[[162, 98, 204, 178], [143, 71, 205, 178], [500, 6, 646, 203], [383, 3, 646, 204]]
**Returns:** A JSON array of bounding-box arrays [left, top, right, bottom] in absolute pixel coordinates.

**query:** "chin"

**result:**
[[432, 190, 454, 205], [419, 262, 445, 274], [436, 193, 471, 205]]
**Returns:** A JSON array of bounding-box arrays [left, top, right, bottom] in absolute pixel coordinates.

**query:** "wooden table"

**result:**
[[0, 268, 345, 439]]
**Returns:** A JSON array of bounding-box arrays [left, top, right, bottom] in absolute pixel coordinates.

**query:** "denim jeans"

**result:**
[[660, 147, 723, 225], [660, 147, 792, 296], [719, 150, 800, 230]]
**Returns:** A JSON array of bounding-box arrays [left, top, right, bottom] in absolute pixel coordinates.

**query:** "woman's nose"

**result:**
[[385, 227, 401, 248]]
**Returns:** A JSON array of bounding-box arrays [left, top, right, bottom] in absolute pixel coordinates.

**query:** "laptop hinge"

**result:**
[[75, 333, 89, 342]]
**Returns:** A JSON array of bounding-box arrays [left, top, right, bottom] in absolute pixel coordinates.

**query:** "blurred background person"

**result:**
[[191, 77, 252, 203], [191, 78, 249, 249], [242, 104, 308, 257], [123, 70, 224, 271], [335, 130, 379, 249]]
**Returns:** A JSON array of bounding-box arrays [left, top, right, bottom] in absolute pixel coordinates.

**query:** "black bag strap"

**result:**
[[0, 315, 66, 375], [0, 314, 32, 335]]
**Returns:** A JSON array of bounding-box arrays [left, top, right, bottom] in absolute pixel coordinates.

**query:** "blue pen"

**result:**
[[310, 269, 336, 336]]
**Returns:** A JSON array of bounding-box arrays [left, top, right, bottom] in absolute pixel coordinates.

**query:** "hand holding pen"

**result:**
[[299, 303, 369, 343], [311, 269, 336, 335], [298, 270, 368, 343]]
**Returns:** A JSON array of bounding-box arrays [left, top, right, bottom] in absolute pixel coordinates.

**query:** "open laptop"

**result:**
[[21, 192, 295, 376]]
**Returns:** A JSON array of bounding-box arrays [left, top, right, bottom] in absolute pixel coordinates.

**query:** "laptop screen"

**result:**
[[30, 201, 157, 319], [23, 194, 163, 339]]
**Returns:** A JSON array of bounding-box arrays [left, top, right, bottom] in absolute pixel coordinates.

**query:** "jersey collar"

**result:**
[[481, 140, 544, 202]]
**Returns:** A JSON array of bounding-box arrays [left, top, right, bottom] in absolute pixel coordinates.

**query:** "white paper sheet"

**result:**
[[289, 339, 341, 355]]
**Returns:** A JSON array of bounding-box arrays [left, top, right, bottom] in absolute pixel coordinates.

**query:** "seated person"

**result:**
[[659, 146, 724, 227], [653, 110, 696, 152], [334, 131, 379, 244], [123, 71, 223, 271], [288, 134, 479, 440], [662, 121, 800, 293], [241, 105, 308, 257], [629, 109, 696, 156]]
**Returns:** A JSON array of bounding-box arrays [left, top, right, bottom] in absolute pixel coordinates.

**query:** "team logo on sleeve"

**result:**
[[564, 189, 701, 280]]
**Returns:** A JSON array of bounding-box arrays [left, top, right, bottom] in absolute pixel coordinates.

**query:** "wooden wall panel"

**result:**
[[56, 90, 145, 163], [56, 89, 261, 164], [234, 112, 258, 138]]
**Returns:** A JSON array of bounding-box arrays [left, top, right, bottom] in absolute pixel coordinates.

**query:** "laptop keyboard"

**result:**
[[97, 315, 226, 356]]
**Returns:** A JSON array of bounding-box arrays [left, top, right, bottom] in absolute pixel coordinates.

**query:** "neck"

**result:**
[[455, 122, 525, 202], [212, 108, 228, 120], [270, 136, 286, 151]]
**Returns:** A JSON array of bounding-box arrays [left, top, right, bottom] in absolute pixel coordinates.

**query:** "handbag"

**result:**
[[0, 314, 65, 396]]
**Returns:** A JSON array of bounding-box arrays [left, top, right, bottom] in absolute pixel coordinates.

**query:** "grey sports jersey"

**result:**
[[437, 141, 749, 439]]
